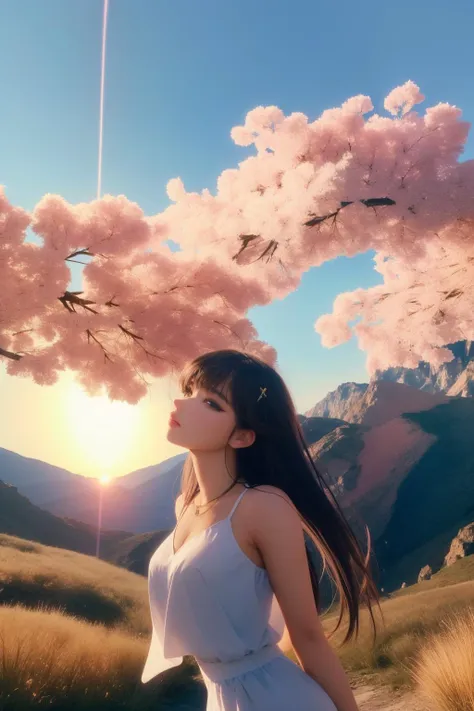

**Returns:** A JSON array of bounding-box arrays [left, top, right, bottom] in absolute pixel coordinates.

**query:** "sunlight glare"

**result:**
[[65, 381, 142, 478]]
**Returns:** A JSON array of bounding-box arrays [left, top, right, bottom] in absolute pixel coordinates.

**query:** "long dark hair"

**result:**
[[178, 349, 379, 642]]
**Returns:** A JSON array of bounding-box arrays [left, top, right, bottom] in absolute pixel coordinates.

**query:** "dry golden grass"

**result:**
[[0, 534, 151, 635], [414, 608, 474, 711], [0, 535, 203, 710], [0, 604, 145, 701], [321, 580, 474, 690], [0, 604, 202, 709]]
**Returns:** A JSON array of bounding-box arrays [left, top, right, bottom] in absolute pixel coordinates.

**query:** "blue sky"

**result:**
[[1, 0, 473, 475]]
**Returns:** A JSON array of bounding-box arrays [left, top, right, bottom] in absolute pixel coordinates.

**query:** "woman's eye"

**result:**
[[204, 398, 222, 411]]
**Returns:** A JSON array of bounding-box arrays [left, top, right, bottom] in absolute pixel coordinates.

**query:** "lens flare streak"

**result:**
[[97, 0, 109, 200]]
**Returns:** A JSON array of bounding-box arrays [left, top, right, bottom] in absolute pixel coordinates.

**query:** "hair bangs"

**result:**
[[178, 353, 238, 404]]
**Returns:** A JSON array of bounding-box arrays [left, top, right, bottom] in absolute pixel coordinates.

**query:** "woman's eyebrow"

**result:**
[[209, 387, 230, 405]]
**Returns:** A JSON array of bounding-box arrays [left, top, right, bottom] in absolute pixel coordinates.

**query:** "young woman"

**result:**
[[142, 349, 379, 710]]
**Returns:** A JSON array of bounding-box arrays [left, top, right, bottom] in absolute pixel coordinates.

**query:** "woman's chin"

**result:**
[[166, 426, 183, 445]]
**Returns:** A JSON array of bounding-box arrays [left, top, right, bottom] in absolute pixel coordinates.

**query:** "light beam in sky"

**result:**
[[97, 0, 109, 200]]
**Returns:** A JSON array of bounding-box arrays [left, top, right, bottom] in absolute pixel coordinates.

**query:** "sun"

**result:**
[[65, 379, 142, 478]]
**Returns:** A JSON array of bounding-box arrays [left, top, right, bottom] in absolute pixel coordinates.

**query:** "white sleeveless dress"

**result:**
[[142, 485, 336, 710]]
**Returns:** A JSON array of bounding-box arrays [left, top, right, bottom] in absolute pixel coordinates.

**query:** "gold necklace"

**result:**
[[193, 481, 238, 517]]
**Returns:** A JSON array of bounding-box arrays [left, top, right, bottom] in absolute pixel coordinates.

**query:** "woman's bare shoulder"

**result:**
[[245, 484, 298, 524], [247, 484, 294, 507]]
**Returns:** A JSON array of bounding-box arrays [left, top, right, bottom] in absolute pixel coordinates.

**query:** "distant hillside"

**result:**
[[306, 382, 368, 420], [109, 531, 171, 576], [394, 548, 474, 597], [0, 480, 130, 559], [308, 421, 367, 496], [0, 446, 100, 507], [303, 389, 474, 590], [373, 398, 474, 589], [45, 460, 184, 534], [298, 415, 349, 445], [0, 447, 185, 534], [306, 380, 448, 427], [0, 479, 177, 579], [114, 452, 187, 489]]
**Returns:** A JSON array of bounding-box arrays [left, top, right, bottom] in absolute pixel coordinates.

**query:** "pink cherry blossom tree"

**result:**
[[1, 81, 473, 402], [161, 80, 474, 374], [0, 192, 275, 403]]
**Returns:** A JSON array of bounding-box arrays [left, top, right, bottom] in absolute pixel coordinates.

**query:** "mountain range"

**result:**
[[1, 340, 473, 591], [375, 340, 474, 397], [0, 479, 129, 559], [0, 446, 186, 532], [307, 341, 474, 421]]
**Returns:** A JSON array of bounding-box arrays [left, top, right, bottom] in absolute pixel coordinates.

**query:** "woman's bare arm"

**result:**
[[249, 485, 360, 711]]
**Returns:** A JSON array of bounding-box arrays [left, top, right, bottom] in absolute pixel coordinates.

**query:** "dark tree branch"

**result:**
[[444, 289, 463, 300], [65, 248, 95, 261], [160, 284, 195, 294], [86, 329, 114, 364], [305, 197, 395, 227], [360, 197, 396, 208], [11, 328, 34, 337], [232, 234, 260, 261], [118, 324, 144, 342], [212, 319, 247, 350], [0, 346, 22, 361], [117, 324, 175, 366], [304, 209, 342, 227], [257, 240, 278, 262], [58, 291, 99, 315], [234, 196, 397, 260], [105, 295, 120, 308]]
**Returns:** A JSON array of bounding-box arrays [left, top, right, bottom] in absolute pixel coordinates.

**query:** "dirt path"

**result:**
[[170, 682, 429, 710], [354, 684, 428, 711]]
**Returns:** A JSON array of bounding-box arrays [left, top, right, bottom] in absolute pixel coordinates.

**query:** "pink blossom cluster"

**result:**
[[161, 80, 474, 372], [0, 192, 275, 403], [1, 81, 472, 401]]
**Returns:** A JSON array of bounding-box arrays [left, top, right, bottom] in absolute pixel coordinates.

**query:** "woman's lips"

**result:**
[[168, 413, 181, 427]]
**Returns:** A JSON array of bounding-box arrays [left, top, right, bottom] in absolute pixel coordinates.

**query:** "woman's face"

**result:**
[[166, 385, 238, 452]]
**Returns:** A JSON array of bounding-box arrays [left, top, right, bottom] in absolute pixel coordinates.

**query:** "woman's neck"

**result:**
[[190, 447, 238, 504]]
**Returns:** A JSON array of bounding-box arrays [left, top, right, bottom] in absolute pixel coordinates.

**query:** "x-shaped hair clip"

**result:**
[[257, 387, 268, 402]]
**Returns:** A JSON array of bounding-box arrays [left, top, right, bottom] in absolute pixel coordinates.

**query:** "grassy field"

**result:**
[[1, 532, 474, 709], [394, 555, 474, 597], [293, 557, 474, 693], [414, 609, 474, 710], [0, 533, 150, 635], [0, 534, 203, 710], [329, 581, 474, 690]]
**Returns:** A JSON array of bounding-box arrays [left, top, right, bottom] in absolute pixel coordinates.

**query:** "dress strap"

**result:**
[[227, 484, 250, 520]]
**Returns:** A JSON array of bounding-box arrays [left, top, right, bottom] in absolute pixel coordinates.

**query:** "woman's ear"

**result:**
[[229, 428, 256, 449]]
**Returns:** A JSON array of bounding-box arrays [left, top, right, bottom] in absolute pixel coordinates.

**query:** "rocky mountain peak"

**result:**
[[375, 340, 474, 395], [305, 382, 368, 420], [444, 523, 474, 567], [306, 379, 448, 427]]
